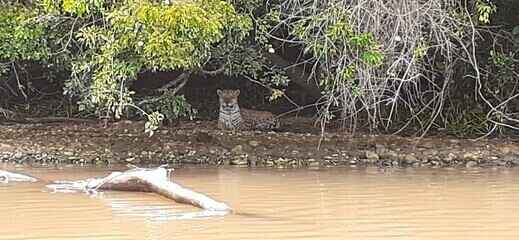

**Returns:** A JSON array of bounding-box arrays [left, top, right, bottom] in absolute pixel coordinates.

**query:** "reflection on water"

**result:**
[[1, 165, 519, 240], [106, 197, 229, 221]]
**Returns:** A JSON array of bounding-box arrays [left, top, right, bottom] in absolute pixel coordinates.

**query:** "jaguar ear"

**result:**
[[234, 89, 240, 97], [217, 89, 223, 96]]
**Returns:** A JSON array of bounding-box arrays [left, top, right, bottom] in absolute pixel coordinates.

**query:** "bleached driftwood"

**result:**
[[46, 166, 232, 212], [0, 169, 38, 183]]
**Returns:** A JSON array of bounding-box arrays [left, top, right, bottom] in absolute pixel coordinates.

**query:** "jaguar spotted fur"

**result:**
[[217, 89, 279, 131]]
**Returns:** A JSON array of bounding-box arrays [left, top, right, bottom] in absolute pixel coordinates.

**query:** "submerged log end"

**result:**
[[0, 170, 38, 183], [91, 167, 233, 212], [207, 202, 232, 212]]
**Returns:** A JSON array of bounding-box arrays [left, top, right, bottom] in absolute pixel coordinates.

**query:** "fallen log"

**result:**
[[46, 166, 232, 212], [0, 169, 38, 183]]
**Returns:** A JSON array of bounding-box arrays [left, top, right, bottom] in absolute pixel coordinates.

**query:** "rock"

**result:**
[[276, 158, 289, 164], [231, 158, 248, 165], [499, 146, 511, 154], [404, 154, 418, 164], [497, 160, 508, 166], [466, 161, 478, 168], [13, 152, 23, 159], [444, 152, 457, 162], [380, 150, 398, 160], [502, 154, 518, 165], [248, 140, 260, 148], [375, 144, 386, 154], [422, 149, 439, 157], [308, 161, 320, 168], [463, 152, 478, 161], [231, 145, 244, 155], [365, 151, 379, 161]]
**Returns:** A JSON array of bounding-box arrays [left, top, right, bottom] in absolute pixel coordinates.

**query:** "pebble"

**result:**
[[230, 159, 248, 165], [1, 122, 517, 169], [248, 140, 260, 148], [365, 151, 380, 161], [375, 144, 386, 154], [13, 152, 23, 159], [231, 145, 244, 154], [466, 161, 478, 168], [463, 152, 478, 161], [308, 161, 320, 167], [404, 154, 418, 163]]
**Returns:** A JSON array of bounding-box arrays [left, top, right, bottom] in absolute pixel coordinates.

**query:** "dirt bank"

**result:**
[[1, 118, 519, 168]]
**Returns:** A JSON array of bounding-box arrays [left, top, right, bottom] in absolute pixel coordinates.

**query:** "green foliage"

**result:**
[[43, 0, 106, 16], [122, 0, 248, 70], [0, 0, 261, 134], [340, 65, 356, 82], [476, 0, 496, 24], [413, 42, 428, 59], [205, 4, 290, 101], [49, 0, 252, 131], [145, 111, 164, 137], [361, 50, 384, 66], [481, 32, 519, 135], [0, 5, 49, 62], [445, 108, 488, 137], [256, 10, 281, 49], [268, 89, 284, 101], [139, 93, 196, 125], [288, 5, 384, 96], [264, 70, 290, 101]]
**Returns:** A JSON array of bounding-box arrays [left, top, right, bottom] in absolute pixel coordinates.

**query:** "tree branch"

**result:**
[[0, 107, 15, 119], [157, 72, 191, 92], [265, 51, 322, 100], [137, 72, 191, 106], [200, 64, 225, 76]]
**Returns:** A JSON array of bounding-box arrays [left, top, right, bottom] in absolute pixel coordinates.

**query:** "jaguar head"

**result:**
[[217, 89, 240, 112]]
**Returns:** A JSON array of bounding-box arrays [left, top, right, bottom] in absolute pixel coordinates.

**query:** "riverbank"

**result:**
[[1, 118, 518, 168]]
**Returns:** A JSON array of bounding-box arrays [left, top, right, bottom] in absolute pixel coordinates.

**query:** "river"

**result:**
[[1, 165, 519, 240]]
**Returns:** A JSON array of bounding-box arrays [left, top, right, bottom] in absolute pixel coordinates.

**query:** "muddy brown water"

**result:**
[[1, 165, 519, 240]]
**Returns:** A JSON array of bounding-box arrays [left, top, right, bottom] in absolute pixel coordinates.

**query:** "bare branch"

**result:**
[[273, 0, 485, 136], [200, 65, 225, 75], [136, 72, 191, 106], [157, 72, 191, 92]]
